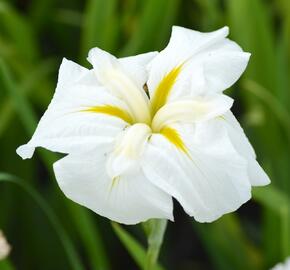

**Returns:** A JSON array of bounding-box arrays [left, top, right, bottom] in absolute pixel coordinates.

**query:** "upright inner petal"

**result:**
[[97, 68, 151, 125]]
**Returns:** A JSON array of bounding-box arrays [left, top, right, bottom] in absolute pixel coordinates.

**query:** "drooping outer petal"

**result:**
[[142, 120, 252, 222], [17, 58, 131, 159], [147, 26, 250, 107], [219, 111, 270, 186], [53, 149, 173, 225]]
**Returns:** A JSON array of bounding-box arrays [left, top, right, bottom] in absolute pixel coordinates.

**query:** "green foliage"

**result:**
[[0, 173, 84, 270], [0, 0, 289, 269]]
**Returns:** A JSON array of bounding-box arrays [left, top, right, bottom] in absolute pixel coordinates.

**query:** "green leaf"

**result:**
[[243, 79, 290, 143], [120, 0, 180, 55], [111, 222, 164, 270], [253, 185, 290, 258], [0, 173, 85, 270], [0, 58, 56, 138], [193, 214, 261, 270], [0, 59, 38, 134], [0, 2, 39, 62], [226, 0, 276, 91], [28, 0, 57, 31], [253, 185, 289, 216], [0, 259, 16, 270], [80, 0, 118, 61], [66, 204, 111, 270]]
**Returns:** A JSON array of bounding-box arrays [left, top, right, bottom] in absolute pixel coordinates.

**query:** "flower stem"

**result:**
[[144, 219, 167, 270]]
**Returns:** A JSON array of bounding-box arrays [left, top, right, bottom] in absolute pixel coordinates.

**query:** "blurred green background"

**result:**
[[0, 0, 289, 269]]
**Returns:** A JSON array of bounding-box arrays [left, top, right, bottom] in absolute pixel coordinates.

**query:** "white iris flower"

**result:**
[[17, 26, 270, 224]]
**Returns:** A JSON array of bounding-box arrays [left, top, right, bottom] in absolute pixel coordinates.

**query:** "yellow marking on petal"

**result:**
[[160, 126, 190, 157], [150, 63, 184, 114], [109, 176, 120, 192], [217, 115, 226, 120], [81, 105, 133, 124]]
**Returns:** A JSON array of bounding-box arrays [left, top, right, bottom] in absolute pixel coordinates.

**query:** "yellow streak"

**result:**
[[109, 176, 120, 192], [150, 63, 183, 114], [160, 126, 190, 156], [81, 105, 133, 124]]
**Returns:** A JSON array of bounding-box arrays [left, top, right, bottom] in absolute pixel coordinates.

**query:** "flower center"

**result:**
[[106, 123, 152, 178], [96, 67, 152, 125], [80, 64, 193, 157]]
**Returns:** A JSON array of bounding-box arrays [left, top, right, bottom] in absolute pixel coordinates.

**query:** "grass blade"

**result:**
[[0, 59, 38, 134], [66, 204, 111, 270], [0, 2, 39, 62], [0, 173, 85, 270], [120, 0, 180, 55], [193, 215, 261, 270], [112, 222, 164, 270], [80, 0, 118, 61], [253, 185, 290, 258], [243, 79, 290, 142], [0, 260, 16, 270], [0, 58, 56, 138]]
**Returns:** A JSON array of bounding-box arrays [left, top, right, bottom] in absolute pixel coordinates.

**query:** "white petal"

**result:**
[[88, 47, 151, 124], [142, 121, 252, 223], [147, 26, 250, 102], [202, 49, 250, 93], [53, 152, 173, 224], [151, 94, 233, 131], [107, 123, 152, 178], [220, 111, 270, 186], [57, 58, 99, 90], [17, 60, 128, 159], [120, 51, 158, 89]]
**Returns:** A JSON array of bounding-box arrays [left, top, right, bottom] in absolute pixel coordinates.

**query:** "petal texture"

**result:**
[[53, 150, 173, 225], [147, 26, 250, 103], [17, 58, 128, 159], [120, 51, 158, 89], [88, 47, 151, 124], [220, 111, 270, 186], [142, 121, 252, 222]]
